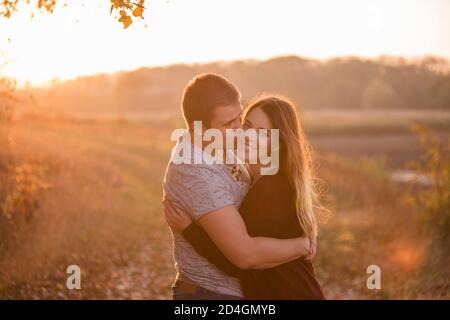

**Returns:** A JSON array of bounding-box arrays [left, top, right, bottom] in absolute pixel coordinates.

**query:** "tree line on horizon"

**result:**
[[24, 55, 450, 116]]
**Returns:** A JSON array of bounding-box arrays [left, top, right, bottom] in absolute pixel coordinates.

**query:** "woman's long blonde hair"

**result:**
[[243, 96, 319, 239]]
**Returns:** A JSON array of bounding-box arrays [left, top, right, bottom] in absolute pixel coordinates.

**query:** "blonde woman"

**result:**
[[164, 96, 325, 299]]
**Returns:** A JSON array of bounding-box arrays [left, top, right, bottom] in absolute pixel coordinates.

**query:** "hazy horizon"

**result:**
[[11, 53, 450, 90]]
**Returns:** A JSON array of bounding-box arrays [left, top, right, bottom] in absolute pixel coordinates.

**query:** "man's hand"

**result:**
[[305, 238, 317, 260], [162, 198, 193, 233]]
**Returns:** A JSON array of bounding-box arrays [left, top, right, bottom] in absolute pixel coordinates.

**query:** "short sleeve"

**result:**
[[163, 163, 235, 220]]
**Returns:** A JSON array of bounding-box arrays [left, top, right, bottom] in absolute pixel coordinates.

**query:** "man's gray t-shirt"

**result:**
[[162, 137, 251, 297]]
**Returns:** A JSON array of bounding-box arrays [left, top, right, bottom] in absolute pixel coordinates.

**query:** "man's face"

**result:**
[[209, 102, 243, 134], [208, 102, 243, 152]]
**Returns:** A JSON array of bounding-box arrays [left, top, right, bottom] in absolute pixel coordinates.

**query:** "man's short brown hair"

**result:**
[[181, 73, 241, 130]]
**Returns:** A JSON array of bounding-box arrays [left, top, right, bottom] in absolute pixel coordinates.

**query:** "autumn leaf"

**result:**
[[118, 10, 132, 29], [112, 0, 123, 9], [132, 6, 143, 18], [119, 16, 133, 29]]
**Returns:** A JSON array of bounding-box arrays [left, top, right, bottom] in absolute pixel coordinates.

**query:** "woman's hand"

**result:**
[[162, 197, 193, 233]]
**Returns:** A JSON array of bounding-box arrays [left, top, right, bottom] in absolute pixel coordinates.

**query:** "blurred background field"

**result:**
[[1, 56, 449, 299]]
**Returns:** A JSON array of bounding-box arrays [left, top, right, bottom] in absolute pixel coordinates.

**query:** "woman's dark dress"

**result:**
[[182, 172, 325, 300]]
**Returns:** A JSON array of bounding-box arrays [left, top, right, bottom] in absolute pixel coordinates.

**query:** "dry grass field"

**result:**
[[0, 110, 448, 299]]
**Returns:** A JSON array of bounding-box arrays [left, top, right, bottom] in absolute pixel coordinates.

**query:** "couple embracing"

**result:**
[[162, 73, 325, 300]]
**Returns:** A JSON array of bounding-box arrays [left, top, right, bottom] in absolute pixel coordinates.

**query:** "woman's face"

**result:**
[[243, 107, 273, 131], [242, 107, 276, 167]]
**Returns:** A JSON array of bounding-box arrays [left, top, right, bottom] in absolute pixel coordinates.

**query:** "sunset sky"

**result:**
[[1, 0, 449, 86]]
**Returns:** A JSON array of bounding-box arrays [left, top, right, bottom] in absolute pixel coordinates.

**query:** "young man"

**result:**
[[162, 73, 311, 299]]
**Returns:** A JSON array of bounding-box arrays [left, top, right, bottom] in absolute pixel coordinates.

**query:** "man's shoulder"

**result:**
[[164, 162, 231, 193], [164, 162, 236, 219], [166, 162, 228, 180]]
